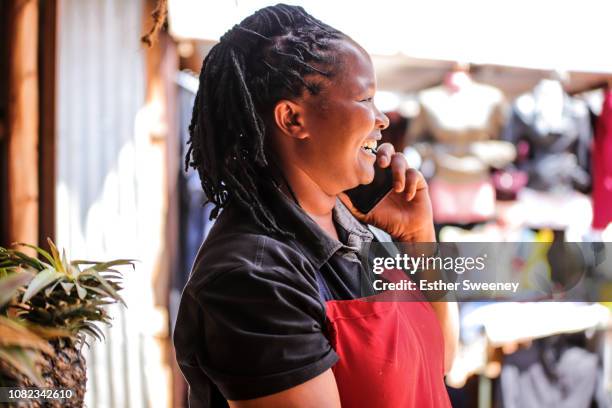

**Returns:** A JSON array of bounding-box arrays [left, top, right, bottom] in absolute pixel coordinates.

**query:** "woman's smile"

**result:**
[[360, 138, 379, 158]]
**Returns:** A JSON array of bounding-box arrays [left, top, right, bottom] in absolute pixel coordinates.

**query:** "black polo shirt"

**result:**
[[173, 182, 382, 407]]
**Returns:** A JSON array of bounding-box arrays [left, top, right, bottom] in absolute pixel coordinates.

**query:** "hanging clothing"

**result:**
[[429, 177, 496, 224], [496, 333, 609, 408], [408, 80, 508, 147], [502, 80, 593, 193], [173, 180, 450, 407], [408, 79, 515, 223], [592, 89, 612, 230]]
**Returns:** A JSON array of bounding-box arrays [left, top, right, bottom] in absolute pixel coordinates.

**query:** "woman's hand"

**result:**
[[340, 143, 435, 243]]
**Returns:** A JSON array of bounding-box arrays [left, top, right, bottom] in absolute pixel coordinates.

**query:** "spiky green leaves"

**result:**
[[0, 240, 135, 385], [0, 239, 135, 341]]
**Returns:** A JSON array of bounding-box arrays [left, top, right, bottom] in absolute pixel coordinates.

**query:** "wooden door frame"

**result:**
[[0, 1, 10, 246], [38, 0, 58, 248], [0, 0, 57, 250]]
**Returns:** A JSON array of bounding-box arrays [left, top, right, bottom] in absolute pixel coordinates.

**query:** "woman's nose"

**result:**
[[375, 108, 390, 130]]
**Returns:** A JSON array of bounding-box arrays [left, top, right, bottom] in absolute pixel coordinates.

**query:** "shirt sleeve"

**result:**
[[182, 259, 338, 401]]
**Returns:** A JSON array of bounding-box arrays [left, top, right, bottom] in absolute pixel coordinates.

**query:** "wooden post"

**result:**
[[6, 0, 39, 252], [38, 0, 57, 248], [0, 1, 10, 246], [142, 1, 180, 406]]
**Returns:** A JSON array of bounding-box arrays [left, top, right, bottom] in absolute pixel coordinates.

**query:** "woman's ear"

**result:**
[[273, 100, 308, 139]]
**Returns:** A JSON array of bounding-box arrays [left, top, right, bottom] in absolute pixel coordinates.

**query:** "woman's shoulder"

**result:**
[[184, 232, 323, 315], [187, 208, 317, 294]]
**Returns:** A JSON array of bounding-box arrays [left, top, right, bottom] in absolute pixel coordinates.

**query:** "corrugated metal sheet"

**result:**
[[56, 1, 169, 407]]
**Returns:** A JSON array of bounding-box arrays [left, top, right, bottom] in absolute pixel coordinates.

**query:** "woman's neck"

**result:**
[[275, 162, 340, 241]]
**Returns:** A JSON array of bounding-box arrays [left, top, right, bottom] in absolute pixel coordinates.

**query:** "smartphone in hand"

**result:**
[[344, 164, 394, 214]]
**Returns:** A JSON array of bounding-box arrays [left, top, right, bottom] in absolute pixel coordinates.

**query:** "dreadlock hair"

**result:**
[[185, 4, 346, 237]]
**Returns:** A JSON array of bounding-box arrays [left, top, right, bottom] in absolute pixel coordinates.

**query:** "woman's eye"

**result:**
[[360, 97, 374, 103]]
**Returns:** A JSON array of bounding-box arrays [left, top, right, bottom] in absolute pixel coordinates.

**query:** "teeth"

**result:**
[[362, 140, 377, 151]]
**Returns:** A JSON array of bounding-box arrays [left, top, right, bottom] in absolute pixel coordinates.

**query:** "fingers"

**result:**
[[376, 143, 395, 168], [377, 144, 427, 200], [390, 152, 427, 200], [390, 153, 407, 192], [404, 168, 421, 201]]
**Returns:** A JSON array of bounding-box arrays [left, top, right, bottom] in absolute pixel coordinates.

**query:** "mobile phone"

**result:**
[[344, 165, 394, 214]]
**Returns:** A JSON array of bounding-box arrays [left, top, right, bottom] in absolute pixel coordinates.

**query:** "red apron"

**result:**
[[325, 280, 451, 407]]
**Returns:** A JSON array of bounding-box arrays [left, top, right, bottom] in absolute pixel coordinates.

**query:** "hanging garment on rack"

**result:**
[[429, 177, 496, 224], [502, 80, 593, 193], [592, 89, 612, 230], [496, 332, 609, 408], [407, 79, 515, 223]]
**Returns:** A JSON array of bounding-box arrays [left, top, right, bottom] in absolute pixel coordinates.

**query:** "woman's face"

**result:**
[[274, 39, 390, 195]]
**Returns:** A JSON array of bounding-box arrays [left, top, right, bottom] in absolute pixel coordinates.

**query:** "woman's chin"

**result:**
[[334, 162, 375, 193], [356, 150, 377, 182], [356, 165, 375, 185]]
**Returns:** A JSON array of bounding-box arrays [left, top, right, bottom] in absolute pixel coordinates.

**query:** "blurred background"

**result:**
[[1, 0, 611, 406]]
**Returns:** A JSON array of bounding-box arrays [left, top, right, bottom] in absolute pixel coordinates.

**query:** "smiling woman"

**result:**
[[173, 4, 456, 408]]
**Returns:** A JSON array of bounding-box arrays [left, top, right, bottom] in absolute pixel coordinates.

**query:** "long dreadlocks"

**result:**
[[185, 4, 346, 237]]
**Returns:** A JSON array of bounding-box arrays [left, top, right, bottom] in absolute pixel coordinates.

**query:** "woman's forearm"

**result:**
[[397, 232, 459, 374], [430, 301, 459, 374]]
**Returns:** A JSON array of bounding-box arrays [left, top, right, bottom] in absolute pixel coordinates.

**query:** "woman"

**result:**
[[174, 4, 458, 407]]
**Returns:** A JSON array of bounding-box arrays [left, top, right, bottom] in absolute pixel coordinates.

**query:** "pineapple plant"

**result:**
[[0, 240, 134, 407], [0, 269, 52, 388]]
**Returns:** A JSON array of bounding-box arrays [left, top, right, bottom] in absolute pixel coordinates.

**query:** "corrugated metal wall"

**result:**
[[56, 1, 170, 407]]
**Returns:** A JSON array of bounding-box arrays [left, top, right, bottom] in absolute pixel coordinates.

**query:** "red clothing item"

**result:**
[[592, 90, 612, 230], [326, 286, 450, 407], [429, 178, 496, 224]]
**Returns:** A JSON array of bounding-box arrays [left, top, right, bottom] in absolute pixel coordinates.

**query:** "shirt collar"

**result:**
[[262, 182, 373, 269]]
